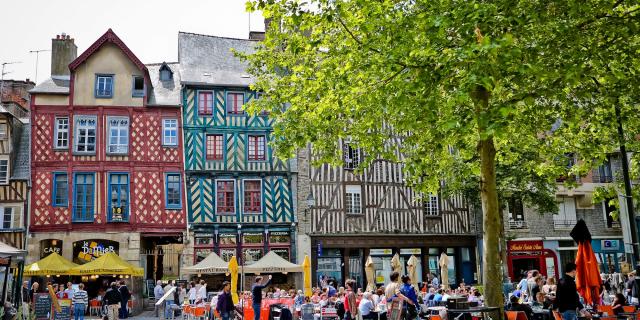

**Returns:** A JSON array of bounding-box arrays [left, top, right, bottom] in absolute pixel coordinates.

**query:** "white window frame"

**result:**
[[242, 179, 263, 215], [345, 185, 362, 214], [54, 117, 69, 149], [554, 197, 577, 229], [73, 115, 97, 155], [0, 206, 16, 229], [0, 123, 8, 140], [162, 119, 178, 146], [343, 143, 361, 170], [107, 116, 129, 155], [0, 157, 9, 185], [424, 194, 439, 216]]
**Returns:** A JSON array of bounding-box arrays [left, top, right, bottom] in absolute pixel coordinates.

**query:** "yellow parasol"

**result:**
[[365, 256, 375, 292], [229, 256, 239, 304], [68, 252, 143, 276], [391, 253, 402, 274], [24, 252, 78, 276], [303, 255, 312, 297]]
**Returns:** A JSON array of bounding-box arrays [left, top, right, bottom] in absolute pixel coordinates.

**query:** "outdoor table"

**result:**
[[532, 309, 551, 320], [447, 306, 501, 320], [616, 312, 637, 320]]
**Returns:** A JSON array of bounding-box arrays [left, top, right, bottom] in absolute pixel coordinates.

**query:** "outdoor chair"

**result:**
[[505, 311, 528, 320]]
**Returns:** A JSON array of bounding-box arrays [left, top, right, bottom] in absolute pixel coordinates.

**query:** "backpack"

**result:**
[[335, 300, 345, 319]]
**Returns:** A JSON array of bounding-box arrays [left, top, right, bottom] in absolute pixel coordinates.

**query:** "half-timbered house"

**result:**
[[28, 30, 186, 281], [302, 142, 478, 287], [179, 32, 297, 280]]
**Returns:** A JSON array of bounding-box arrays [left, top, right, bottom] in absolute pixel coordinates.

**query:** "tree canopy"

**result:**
[[242, 0, 640, 308]]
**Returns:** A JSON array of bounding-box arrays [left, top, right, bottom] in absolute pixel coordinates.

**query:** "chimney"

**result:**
[[51, 33, 77, 76]]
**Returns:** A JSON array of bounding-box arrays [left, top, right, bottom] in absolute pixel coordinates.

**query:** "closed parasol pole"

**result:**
[[365, 256, 375, 292], [571, 219, 601, 305]]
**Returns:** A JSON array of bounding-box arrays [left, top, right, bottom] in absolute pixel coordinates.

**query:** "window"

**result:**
[[52, 173, 68, 207], [243, 180, 262, 214], [553, 197, 577, 229], [198, 91, 213, 115], [95, 75, 113, 98], [0, 159, 8, 184], [604, 197, 619, 228], [248, 135, 266, 161], [345, 185, 362, 214], [216, 180, 235, 214], [108, 173, 129, 222], [74, 116, 97, 154], [343, 143, 361, 170], [163, 119, 178, 146], [423, 194, 439, 216], [0, 207, 14, 229], [0, 123, 7, 140], [107, 117, 129, 154], [206, 134, 224, 160], [54, 117, 69, 149], [227, 92, 244, 114], [165, 173, 181, 209], [132, 76, 145, 97], [507, 196, 526, 228], [73, 173, 95, 222], [160, 67, 172, 81], [595, 156, 614, 183]]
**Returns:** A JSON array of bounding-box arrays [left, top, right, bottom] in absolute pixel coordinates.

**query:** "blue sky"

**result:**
[[0, 0, 264, 84]]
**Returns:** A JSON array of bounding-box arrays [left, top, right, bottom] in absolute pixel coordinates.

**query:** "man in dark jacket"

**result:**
[[104, 282, 122, 320], [118, 281, 131, 319], [216, 282, 234, 320], [555, 263, 587, 320], [251, 275, 272, 320]]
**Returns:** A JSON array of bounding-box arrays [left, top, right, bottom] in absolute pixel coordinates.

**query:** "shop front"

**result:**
[[312, 235, 477, 289], [507, 240, 558, 280], [592, 238, 627, 274]]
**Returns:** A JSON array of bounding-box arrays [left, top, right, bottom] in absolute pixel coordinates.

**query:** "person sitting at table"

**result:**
[[359, 292, 381, 320], [441, 289, 452, 302], [507, 295, 533, 320], [612, 293, 627, 317], [372, 288, 384, 307], [433, 289, 443, 303], [468, 288, 483, 305], [532, 292, 550, 309]]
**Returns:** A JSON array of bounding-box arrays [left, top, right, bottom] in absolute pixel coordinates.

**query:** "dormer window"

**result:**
[[159, 64, 173, 81], [132, 76, 145, 97]]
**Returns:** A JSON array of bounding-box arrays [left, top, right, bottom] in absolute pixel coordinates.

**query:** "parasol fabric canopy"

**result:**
[[243, 251, 303, 274], [365, 256, 375, 292], [24, 252, 78, 276], [183, 251, 228, 274], [407, 255, 419, 283], [303, 255, 312, 297], [229, 256, 239, 304], [0, 241, 26, 257], [571, 219, 600, 305], [391, 253, 402, 274], [68, 252, 143, 276], [439, 252, 449, 289]]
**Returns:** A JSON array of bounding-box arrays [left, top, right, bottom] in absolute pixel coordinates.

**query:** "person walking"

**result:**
[[216, 281, 234, 320], [555, 263, 588, 320], [251, 275, 272, 320], [64, 282, 75, 299], [72, 283, 88, 320], [154, 281, 164, 317], [197, 280, 207, 303], [343, 279, 358, 320], [188, 282, 197, 304], [104, 282, 122, 320], [399, 275, 418, 320], [118, 281, 131, 319], [21, 281, 29, 320]]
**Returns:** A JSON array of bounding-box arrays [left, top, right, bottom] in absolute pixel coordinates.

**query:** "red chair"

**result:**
[[552, 311, 562, 320], [506, 311, 528, 320]]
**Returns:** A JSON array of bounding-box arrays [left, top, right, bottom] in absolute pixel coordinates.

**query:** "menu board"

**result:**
[[34, 293, 52, 320], [53, 299, 71, 320], [388, 298, 404, 320]]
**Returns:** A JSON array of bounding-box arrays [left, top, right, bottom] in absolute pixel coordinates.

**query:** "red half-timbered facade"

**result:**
[[28, 30, 185, 280]]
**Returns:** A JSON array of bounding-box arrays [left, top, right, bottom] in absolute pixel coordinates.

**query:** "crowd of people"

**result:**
[[20, 279, 131, 320]]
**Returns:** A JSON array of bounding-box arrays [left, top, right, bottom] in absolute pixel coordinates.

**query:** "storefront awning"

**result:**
[[183, 252, 228, 274], [24, 252, 78, 276], [243, 251, 303, 274], [68, 252, 144, 276]]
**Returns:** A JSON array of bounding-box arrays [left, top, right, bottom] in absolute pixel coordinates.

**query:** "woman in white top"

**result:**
[[188, 282, 197, 304]]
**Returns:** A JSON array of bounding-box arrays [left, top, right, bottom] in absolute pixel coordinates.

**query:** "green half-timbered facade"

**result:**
[[179, 32, 296, 266]]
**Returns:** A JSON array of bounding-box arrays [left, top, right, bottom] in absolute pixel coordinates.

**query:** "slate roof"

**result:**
[[11, 121, 29, 180], [29, 75, 70, 94], [178, 32, 257, 87], [146, 62, 181, 106]]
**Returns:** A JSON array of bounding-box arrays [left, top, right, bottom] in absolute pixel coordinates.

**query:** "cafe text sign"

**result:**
[[508, 240, 544, 252]]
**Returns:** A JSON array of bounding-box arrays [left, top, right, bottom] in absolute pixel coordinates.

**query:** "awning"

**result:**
[[24, 252, 78, 276], [68, 252, 144, 276], [0, 241, 26, 258], [183, 252, 228, 274], [243, 251, 303, 274]]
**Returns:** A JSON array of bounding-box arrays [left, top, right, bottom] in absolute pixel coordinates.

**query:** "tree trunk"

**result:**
[[480, 136, 503, 313]]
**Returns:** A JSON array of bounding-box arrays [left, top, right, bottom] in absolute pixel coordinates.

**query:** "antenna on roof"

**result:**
[[0, 61, 22, 102], [29, 49, 50, 83]]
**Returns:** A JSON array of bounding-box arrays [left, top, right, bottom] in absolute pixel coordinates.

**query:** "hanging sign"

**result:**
[[72, 239, 119, 264]]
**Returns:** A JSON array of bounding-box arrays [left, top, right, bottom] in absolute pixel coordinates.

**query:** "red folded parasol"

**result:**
[[571, 219, 601, 305]]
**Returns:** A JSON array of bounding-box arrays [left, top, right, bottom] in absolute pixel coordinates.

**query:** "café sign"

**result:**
[[72, 239, 119, 264], [40, 239, 63, 258], [508, 240, 543, 252]]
